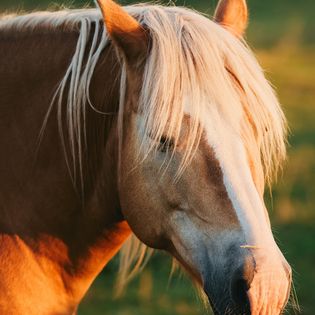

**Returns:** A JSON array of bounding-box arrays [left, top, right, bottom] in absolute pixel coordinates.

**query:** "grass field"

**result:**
[[1, 0, 314, 314]]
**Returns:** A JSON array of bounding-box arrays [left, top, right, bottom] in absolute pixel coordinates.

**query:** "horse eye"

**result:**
[[158, 136, 174, 153]]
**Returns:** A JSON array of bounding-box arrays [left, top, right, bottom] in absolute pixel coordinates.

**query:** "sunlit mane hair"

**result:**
[[1, 4, 287, 294]]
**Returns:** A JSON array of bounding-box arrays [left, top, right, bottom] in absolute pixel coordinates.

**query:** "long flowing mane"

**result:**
[[0, 4, 287, 293]]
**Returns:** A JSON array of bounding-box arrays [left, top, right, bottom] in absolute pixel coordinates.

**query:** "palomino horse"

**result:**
[[0, 0, 291, 314]]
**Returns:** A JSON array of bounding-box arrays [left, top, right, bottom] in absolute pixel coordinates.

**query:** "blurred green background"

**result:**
[[1, 0, 314, 314]]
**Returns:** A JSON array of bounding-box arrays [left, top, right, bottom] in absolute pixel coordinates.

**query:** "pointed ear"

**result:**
[[214, 0, 248, 37], [97, 0, 148, 62]]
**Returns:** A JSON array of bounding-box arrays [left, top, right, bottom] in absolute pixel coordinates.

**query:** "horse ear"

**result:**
[[214, 0, 248, 37], [97, 0, 148, 62]]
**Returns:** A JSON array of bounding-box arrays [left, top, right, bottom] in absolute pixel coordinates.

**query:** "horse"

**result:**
[[0, 0, 292, 314]]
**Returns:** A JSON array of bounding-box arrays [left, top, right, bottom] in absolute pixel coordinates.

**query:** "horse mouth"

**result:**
[[207, 298, 251, 315], [205, 287, 251, 315]]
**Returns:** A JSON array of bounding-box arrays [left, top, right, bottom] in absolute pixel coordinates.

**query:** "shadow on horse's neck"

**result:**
[[0, 26, 131, 314]]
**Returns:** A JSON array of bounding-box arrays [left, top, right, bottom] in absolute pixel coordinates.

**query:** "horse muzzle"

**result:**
[[201, 246, 291, 315], [202, 250, 255, 315]]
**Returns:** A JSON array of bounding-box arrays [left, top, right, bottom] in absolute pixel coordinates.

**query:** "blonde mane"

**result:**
[[1, 4, 286, 294]]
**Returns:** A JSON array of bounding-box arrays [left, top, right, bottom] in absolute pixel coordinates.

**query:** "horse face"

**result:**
[[98, 0, 292, 313], [119, 111, 291, 314]]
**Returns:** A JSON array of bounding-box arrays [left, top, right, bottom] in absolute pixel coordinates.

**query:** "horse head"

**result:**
[[97, 0, 292, 313]]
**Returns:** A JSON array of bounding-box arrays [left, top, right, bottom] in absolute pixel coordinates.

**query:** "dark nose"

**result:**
[[230, 267, 253, 304], [230, 255, 255, 311], [204, 253, 255, 315]]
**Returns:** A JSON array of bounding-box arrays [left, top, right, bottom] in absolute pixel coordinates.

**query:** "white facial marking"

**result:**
[[184, 104, 290, 314], [191, 104, 272, 247]]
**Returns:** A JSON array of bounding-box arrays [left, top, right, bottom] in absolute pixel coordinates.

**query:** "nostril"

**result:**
[[230, 257, 255, 306], [231, 276, 250, 304]]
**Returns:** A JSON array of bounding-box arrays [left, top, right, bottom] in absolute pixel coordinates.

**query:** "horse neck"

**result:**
[[0, 23, 131, 314]]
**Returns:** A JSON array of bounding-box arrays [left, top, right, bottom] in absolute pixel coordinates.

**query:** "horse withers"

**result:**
[[0, 0, 291, 314]]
